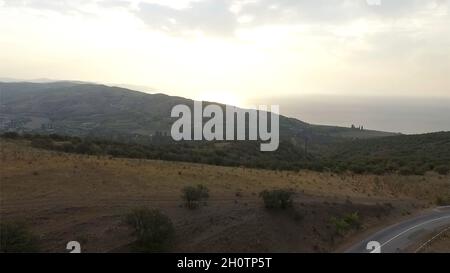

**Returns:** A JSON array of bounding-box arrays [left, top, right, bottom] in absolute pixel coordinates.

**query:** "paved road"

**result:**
[[345, 206, 450, 253]]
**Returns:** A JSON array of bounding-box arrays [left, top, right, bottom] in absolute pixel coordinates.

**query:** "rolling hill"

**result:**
[[0, 81, 396, 143], [3, 81, 449, 175]]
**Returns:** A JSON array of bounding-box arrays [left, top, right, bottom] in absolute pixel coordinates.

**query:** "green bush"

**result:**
[[125, 208, 174, 252], [181, 184, 209, 209], [0, 222, 40, 253], [330, 217, 351, 235], [259, 189, 295, 209], [343, 212, 361, 229], [330, 212, 361, 235], [434, 165, 449, 175]]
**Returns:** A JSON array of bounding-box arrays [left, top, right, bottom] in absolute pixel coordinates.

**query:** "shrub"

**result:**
[[74, 142, 101, 155], [436, 196, 450, 206], [259, 189, 295, 209], [181, 184, 209, 209], [125, 208, 174, 252], [330, 217, 350, 235], [1, 132, 19, 139], [330, 212, 361, 235], [0, 222, 40, 253], [434, 165, 449, 175], [343, 212, 361, 229], [350, 164, 366, 174], [30, 138, 54, 149]]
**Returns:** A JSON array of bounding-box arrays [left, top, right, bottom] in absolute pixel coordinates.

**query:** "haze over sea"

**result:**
[[249, 95, 450, 135]]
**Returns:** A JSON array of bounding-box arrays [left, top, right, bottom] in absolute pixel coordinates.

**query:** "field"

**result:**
[[1, 140, 449, 252]]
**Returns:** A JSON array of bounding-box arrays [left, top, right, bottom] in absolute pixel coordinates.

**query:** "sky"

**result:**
[[0, 0, 449, 112]]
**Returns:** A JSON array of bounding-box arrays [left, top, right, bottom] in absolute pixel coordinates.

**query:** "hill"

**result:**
[[1, 139, 448, 252], [2, 81, 448, 175], [0, 81, 396, 142]]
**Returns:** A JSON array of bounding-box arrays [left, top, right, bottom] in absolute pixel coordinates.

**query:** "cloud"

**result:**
[[1, 0, 90, 13], [130, 0, 450, 36], [1, 0, 448, 99], [135, 0, 237, 36], [2, 0, 449, 36], [98, 0, 132, 9], [238, 0, 449, 25]]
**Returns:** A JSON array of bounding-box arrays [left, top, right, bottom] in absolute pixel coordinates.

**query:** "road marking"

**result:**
[[380, 215, 450, 248], [414, 226, 450, 253]]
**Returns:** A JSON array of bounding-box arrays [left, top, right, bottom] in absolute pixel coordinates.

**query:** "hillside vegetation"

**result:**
[[1, 81, 448, 176], [322, 132, 450, 175], [1, 140, 448, 252], [0, 81, 396, 143], [2, 131, 449, 175]]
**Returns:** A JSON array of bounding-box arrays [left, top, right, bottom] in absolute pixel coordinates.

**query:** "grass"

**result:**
[[1, 140, 449, 252]]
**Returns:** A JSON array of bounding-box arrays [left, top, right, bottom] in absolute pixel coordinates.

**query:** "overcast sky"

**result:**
[[0, 0, 449, 106]]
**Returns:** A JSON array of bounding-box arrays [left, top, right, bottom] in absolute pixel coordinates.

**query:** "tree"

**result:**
[[125, 208, 174, 252], [330, 212, 361, 236], [259, 189, 295, 209], [181, 184, 209, 209]]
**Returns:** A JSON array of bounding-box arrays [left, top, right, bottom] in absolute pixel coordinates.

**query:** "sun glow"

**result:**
[[1, 1, 449, 99], [196, 91, 245, 107]]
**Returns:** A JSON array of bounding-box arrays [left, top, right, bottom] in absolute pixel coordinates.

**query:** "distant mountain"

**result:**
[[0, 81, 396, 143], [0, 77, 23, 82]]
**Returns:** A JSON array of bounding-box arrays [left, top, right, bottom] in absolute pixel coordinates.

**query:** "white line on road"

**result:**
[[414, 226, 450, 253], [381, 215, 450, 248]]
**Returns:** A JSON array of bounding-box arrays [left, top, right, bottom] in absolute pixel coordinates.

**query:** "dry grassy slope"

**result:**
[[1, 140, 449, 252], [407, 228, 450, 253]]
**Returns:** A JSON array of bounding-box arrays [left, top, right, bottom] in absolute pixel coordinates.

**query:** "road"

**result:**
[[345, 206, 450, 253]]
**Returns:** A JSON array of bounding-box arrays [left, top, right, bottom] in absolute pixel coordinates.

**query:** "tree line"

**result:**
[[2, 132, 449, 176]]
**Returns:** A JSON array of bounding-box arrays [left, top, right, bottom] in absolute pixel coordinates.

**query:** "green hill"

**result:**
[[322, 132, 450, 175], [0, 81, 396, 143], [4, 81, 446, 175]]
